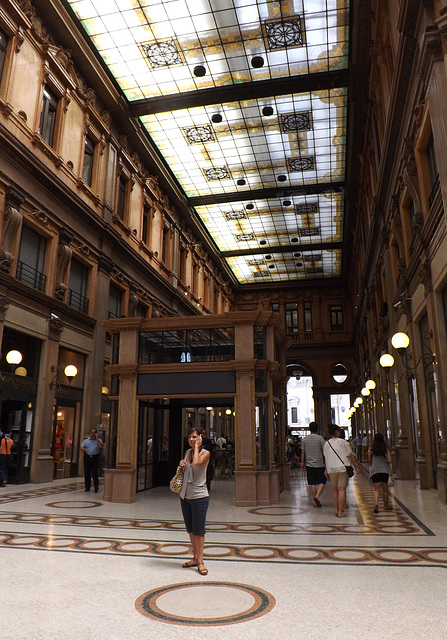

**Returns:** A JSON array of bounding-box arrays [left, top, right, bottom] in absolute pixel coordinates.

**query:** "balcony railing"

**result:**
[[16, 261, 46, 293], [67, 288, 89, 314]]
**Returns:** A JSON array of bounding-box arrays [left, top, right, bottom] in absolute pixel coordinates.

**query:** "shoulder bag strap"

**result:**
[[328, 440, 346, 465]]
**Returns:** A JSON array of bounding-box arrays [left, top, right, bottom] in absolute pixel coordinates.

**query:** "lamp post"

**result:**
[[379, 353, 394, 446], [390, 331, 426, 464]]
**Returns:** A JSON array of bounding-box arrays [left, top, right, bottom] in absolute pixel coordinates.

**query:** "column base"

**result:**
[[30, 452, 54, 484], [234, 470, 280, 506], [103, 468, 136, 503], [436, 461, 447, 504]]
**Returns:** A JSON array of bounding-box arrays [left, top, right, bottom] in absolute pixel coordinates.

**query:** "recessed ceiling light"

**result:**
[[251, 56, 265, 68], [262, 106, 274, 116], [246, 203, 254, 210], [277, 174, 287, 182], [265, 254, 272, 260], [296, 262, 303, 267], [268, 264, 275, 269], [291, 237, 299, 243], [211, 114, 223, 123], [237, 178, 246, 186], [260, 240, 267, 245], [193, 65, 206, 77], [293, 252, 302, 258], [282, 200, 292, 207]]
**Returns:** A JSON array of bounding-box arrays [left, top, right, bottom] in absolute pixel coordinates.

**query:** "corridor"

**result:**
[[2, 468, 447, 639]]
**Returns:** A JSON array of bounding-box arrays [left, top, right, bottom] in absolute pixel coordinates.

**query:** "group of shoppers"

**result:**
[[176, 422, 393, 577], [301, 422, 393, 516]]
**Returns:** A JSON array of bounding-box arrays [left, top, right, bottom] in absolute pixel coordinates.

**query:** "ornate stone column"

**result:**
[[0, 190, 23, 273], [103, 326, 138, 503], [31, 314, 64, 483]]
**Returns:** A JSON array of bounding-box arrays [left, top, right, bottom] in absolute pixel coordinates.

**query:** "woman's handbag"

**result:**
[[345, 465, 355, 478], [169, 465, 184, 493], [388, 465, 395, 487]]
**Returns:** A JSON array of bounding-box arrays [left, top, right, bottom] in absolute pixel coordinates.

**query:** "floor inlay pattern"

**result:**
[[0, 531, 446, 567], [0, 482, 83, 504], [135, 582, 276, 626]]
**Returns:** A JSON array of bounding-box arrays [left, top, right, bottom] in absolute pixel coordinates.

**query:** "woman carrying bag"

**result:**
[[178, 427, 210, 575], [368, 433, 393, 514], [323, 424, 360, 517]]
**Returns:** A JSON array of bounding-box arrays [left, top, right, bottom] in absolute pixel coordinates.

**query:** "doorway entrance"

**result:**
[[137, 398, 235, 491], [51, 400, 82, 479], [0, 398, 34, 484]]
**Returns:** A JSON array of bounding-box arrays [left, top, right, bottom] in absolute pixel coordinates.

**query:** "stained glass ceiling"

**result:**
[[65, 0, 350, 285]]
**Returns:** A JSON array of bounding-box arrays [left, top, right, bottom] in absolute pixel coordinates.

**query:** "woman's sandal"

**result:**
[[182, 559, 197, 568], [197, 563, 208, 575]]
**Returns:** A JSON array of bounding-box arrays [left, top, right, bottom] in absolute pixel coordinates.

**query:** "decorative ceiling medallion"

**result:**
[[280, 112, 312, 132], [254, 271, 269, 277], [264, 18, 305, 51], [305, 254, 322, 261], [306, 267, 324, 274], [224, 211, 247, 221], [248, 259, 266, 266], [141, 39, 183, 68], [296, 202, 319, 214], [299, 227, 320, 236], [183, 125, 215, 144], [236, 233, 255, 241], [289, 157, 315, 172], [203, 166, 231, 181]]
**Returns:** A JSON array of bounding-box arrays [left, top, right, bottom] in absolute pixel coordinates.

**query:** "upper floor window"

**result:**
[[17, 226, 47, 293], [271, 303, 279, 313], [135, 303, 147, 318], [0, 27, 8, 84], [68, 258, 89, 314], [108, 284, 123, 319], [39, 86, 58, 147], [330, 305, 344, 330], [142, 207, 149, 244], [426, 133, 439, 207], [116, 176, 127, 220], [285, 302, 298, 333], [82, 135, 95, 186], [304, 301, 312, 332], [408, 198, 416, 253]]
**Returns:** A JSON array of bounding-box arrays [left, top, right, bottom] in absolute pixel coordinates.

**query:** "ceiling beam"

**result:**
[[188, 182, 344, 207], [130, 69, 349, 116], [220, 241, 343, 258]]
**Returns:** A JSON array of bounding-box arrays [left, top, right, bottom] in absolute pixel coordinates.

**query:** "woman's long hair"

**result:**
[[371, 432, 387, 457]]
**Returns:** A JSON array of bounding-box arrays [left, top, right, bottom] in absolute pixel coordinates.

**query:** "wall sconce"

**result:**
[[0, 350, 23, 382], [101, 386, 109, 395], [6, 350, 22, 366], [225, 409, 232, 415], [50, 364, 78, 390]]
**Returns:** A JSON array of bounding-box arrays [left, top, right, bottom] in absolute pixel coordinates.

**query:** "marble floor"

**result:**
[[2, 467, 447, 640]]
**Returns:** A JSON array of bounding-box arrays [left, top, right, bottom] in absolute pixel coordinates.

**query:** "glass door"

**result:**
[[0, 399, 34, 484], [52, 402, 81, 479]]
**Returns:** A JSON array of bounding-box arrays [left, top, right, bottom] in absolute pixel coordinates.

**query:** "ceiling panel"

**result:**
[[66, 0, 350, 285]]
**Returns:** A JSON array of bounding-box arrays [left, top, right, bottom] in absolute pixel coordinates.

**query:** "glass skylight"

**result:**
[[66, 0, 350, 284]]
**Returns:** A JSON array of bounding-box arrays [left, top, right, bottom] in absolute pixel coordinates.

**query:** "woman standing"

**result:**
[[323, 424, 360, 517], [368, 433, 393, 514], [179, 427, 210, 575]]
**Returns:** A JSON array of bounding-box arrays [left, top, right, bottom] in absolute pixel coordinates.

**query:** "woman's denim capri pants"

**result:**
[[180, 496, 209, 536]]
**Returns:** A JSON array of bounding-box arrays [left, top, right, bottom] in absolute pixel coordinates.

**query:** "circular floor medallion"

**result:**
[[135, 581, 275, 626], [45, 501, 102, 509]]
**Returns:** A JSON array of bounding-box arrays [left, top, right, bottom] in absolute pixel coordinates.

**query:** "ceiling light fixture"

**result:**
[[193, 65, 206, 77], [251, 56, 265, 68]]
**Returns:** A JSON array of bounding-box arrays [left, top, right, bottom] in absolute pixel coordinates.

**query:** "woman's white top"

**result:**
[[323, 437, 353, 474], [179, 448, 209, 500]]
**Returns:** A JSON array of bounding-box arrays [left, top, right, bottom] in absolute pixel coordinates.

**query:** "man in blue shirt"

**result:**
[[80, 428, 103, 492]]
